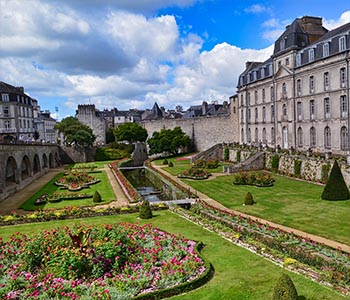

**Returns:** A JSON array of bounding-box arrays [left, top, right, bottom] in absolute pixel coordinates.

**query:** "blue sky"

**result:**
[[0, 0, 349, 119]]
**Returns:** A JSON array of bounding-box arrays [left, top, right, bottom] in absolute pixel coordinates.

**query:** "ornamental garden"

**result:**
[[0, 156, 350, 299]]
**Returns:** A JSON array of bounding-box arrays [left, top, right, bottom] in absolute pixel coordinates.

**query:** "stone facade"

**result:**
[[237, 16, 350, 156]]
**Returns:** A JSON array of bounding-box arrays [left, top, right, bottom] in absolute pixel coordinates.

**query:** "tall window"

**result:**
[[297, 102, 302, 121], [261, 68, 265, 78], [262, 106, 266, 122], [3, 106, 10, 117], [310, 100, 315, 120], [255, 128, 258, 143], [240, 94, 244, 106], [240, 110, 244, 122], [248, 109, 251, 123], [253, 71, 257, 81], [269, 64, 273, 75], [339, 36, 346, 52], [247, 93, 250, 105], [309, 48, 315, 62], [340, 95, 348, 118], [254, 91, 258, 103], [340, 67, 347, 88], [309, 76, 315, 94], [1, 94, 9, 102], [280, 38, 286, 50], [340, 126, 348, 150], [323, 42, 329, 57], [262, 128, 267, 143], [310, 127, 316, 148], [282, 82, 287, 97], [270, 86, 274, 101], [324, 97, 330, 118], [271, 127, 275, 143], [282, 103, 287, 117], [4, 120, 10, 130], [271, 104, 275, 121], [324, 72, 329, 90], [255, 107, 258, 122], [247, 128, 251, 143], [296, 53, 301, 67], [241, 128, 244, 143], [262, 89, 265, 102], [297, 127, 303, 147], [324, 126, 331, 149], [296, 79, 302, 96]]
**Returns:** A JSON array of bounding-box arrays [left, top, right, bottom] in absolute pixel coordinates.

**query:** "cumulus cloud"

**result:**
[[244, 4, 271, 14], [324, 11, 350, 30]]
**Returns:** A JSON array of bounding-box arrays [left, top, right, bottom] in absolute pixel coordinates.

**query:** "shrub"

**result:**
[[271, 155, 280, 172], [139, 200, 153, 219], [244, 192, 255, 205], [272, 273, 298, 300], [224, 147, 229, 161], [163, 159, 168, 165], [206, 159, 219, 169], [232, 171, 274, 187], [168, 161, 174, 167], [194, 159, 206, 168], [93, 191, 102, 203], [321, 160, 350, 200], [236, 150, 241, 163], [293, 160, 302, 178], [321, 163, 331, 183]]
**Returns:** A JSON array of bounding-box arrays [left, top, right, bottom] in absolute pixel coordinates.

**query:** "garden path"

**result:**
[[151, 162, 350, 254]]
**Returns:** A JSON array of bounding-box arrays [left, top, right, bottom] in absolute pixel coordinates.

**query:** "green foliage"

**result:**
[[105, 127, 115, 144], [163, 159, 169, 165], [233, 171, 274, 187], [321, 160, 350, 201], [293, 160, 302, 177], [271, 155, 280, 172], [244, 192, 255, 205], [54, 116, 95, 147], [168, 161, 174, 167], [94, 147, 128, 161], [236, 150, 241, 163], [272, 273, 298, 300], [193, 159, 218, 169], [321, 163, 331, 183], [139, 200, 153, 219], [114, 122, 148, 143], [178, 167, 210, 179], [93, 191, 102, 203], [147, 126, 191, 155], [224, 147, 230, 161]]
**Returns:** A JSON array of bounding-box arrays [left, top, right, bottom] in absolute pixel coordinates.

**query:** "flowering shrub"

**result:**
[[178, 167, 210, 180], [193, 159, 219, 169], [232, 171, 274, 187], [56, 171, 100, 191], [35, 192, 92, 205], [0, 223, 207, 299]]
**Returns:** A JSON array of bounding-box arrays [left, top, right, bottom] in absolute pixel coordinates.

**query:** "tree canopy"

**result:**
[[54, 116, 95, 147], [114, 122, 148, 143], [147, 126, 191, 155]]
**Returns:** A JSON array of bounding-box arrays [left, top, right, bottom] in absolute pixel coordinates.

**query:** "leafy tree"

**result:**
[[139, 200, 153, 219], [114, 122, 148, 143], [54, 116, 95, 147], [321, 160, 350, 200], [244, 192, 255, 205], [93, 191, 102, 203], [105, 127, 115, 144], [147, 126, 191, 155], [272, 273, 298, 300]]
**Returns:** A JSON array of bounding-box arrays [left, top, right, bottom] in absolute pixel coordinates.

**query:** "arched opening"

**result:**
[[43, 153, 48, 168], [6, 156, 17, 185], [340, 126, 348, 150], [21, 155, 31, 180], [49, 153, 54, 168], [33, 154, 41, 174], [282, 126, 288, 149]]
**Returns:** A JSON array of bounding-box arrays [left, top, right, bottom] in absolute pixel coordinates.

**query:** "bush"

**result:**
[[139, 200, 153, 219], [168, 161, 174, 167], [193, 159, 206, 168], [321, 160, 350, 200], [163, 159, 168, 165], [272, 273, 298, 300], [206, 159, 219, 169], [236, 150, 241, 163], [321, 163, 331, 183], [271, 155, 280, 172], [293, 160, 302, 178], [244, 192, 255, 205], [93, 191, 102, 203], [224, 147, 229, 161]]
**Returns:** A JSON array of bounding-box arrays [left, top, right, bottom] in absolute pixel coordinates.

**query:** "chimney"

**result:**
[[245, 61, 253, 69], [300, 16, 328, 44], [16, 87, 24, 93]]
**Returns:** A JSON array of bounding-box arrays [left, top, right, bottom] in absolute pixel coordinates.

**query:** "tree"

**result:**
[[139, 200, 153, 219], [272, 273, 298, 300], [114, 122, 148, 143], [54, 116, 95, 147], [105, 127, 115, 144], [321, 160, 350, 200], [147, 126, 191, 155]]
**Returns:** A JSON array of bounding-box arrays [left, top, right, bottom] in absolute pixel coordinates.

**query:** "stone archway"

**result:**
[[43, 153, 48, 168], [49, 153, 54, 168], [21, 155, 31, 180], [6, 156, 18, 185], [33, 154, 41, 174]]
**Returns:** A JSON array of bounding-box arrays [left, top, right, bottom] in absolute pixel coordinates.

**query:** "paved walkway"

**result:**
[[151, 162, 350, 254]]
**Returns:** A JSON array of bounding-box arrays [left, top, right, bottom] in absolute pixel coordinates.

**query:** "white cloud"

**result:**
[[244, 4, 271, 14], [324, 11, 350, 30]]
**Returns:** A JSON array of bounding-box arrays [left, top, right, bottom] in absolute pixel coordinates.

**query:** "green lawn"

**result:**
[[20, 169, 116, 211], [0, 211, 345, 300], [182, 174, 350, 245]]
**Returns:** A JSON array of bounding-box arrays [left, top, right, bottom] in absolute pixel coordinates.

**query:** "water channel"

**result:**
[[123, 169, 166, 202]]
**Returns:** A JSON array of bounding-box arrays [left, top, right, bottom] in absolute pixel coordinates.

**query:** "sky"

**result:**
[[0, 0, 349, 120]]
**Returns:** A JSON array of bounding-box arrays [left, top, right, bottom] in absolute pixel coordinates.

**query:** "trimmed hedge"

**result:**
[[272, 273, 298, 300]]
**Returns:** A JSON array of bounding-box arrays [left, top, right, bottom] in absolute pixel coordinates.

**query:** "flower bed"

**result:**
[[0, 223, 209, 299], [232, 171, 274, 187], [55, 171, 100, 191], [35, 192, 93, 205], [184, 200, 350, 295], [178, 167, 211, 180]]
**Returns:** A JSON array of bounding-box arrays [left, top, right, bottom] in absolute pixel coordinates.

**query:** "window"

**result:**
[[255, 107, 258, 122], [1, 94, 9, 102], [280, 38, 286, 50], [240, 94, 244, 106], [309, 48, 315, 62], [253, 71, 257, 81], [248, 109, 251, 123], [247, 128, 251, 143], [4, 120, 10, 130], [255, 128, 258, 143], [296, 53, 301, 67], [296, 79, 302, 96], [271, 104, 275, 121], [269, 64, 273, 75], [278, 61, 282, 68], [240, 110, 244, 122], [262, 128, 267, 143], [324, 72, 329, 90], [297, 127, 303, 147], [297, 102, 302, 121], [261, 68, 265, 78], [247, 93, 250, 105], [270, 86, 274, 101], [240, 76, 244, 85], [324, 126, 331, 149], [340, 126, 348, 150], [282, 82, 287, 98], [340, 95, 348, 118], [271, 127, 275, 142], [285, 58, 289, 65], [324, 97, 330, 118], [339, 36, 346, 52], [262, 106, 266, 122], [309, 76, 315, 94], [310, 127, 316, 148], [262, 89, 265, 102], [310, 100, 315, 120], [282, 103, 287, 118], [323, 42, 329, 57], [241, 128, 244, 143], [254, 91, 258, 103], [340, 67, 347, 88], [3, 106, 10, 117]]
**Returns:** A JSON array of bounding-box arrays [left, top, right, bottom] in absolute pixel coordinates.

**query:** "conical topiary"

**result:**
[[93, 191, 102, 203], [244, 192, 255, 205], [139, 200, 153, 219], [321, 160, 350, 200], [272, 273, 298, 300]]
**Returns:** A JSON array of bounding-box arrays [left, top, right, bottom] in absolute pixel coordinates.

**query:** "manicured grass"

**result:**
[[0, 211, 345, 299], [20, 170, 116, 211], [182, 174, 350, 245]]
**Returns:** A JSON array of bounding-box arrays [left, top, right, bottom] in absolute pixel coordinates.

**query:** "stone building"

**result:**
[[237, 16, 350, 156]]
